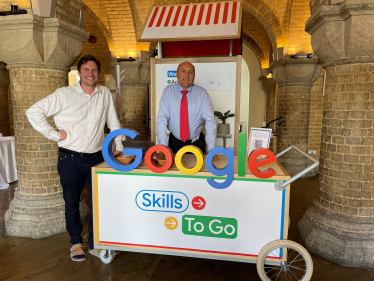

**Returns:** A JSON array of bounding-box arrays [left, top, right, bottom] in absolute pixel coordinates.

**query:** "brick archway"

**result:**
[[242, 33, 265, 68], [287, 0, 313, 55], [82, 1, 139, 55], [242, 1, 284, 56], [80, 3, 114, 51]]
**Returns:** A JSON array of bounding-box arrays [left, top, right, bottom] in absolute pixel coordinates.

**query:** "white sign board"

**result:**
[[96, 172, 286, 260], [155, 62, 236, 148], [158, 63, 232, 91]]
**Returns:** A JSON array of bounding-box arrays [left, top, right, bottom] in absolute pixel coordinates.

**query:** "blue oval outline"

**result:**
[[135, 190, 189, 213]]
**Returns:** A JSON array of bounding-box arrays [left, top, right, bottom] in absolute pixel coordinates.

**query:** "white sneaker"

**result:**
[[88, 248, 102, 258]]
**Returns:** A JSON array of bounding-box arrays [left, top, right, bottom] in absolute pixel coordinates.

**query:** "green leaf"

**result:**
[[214, 111, 223, 118], [215, 110, 234, 123]]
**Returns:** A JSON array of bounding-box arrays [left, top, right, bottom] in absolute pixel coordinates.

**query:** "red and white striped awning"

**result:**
[[138, 2, 242, 42]]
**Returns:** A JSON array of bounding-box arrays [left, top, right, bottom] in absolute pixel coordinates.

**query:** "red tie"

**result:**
[[180, 90, 189, 142]]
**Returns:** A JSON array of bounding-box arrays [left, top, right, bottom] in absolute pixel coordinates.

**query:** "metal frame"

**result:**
[[98, 244, 281, 265], [274, 146, 319, 191]]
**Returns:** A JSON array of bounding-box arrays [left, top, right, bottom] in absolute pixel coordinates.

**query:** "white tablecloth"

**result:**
[[0, 137, 18, 189]]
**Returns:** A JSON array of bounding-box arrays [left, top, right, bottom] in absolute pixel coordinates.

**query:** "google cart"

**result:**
[[92, 144, 318, 281]]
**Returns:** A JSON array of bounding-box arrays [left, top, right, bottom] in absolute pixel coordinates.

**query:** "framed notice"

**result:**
[[246, 128, 272, 157]]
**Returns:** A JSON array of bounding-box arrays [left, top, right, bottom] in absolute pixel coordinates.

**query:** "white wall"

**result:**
[[241, 44, 266, 136]]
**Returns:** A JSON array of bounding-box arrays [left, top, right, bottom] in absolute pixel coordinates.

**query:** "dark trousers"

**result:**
[[57, 148, 104, 249], [168, 132, 206, 154]]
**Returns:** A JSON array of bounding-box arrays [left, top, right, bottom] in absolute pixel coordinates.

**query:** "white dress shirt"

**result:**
[[26, 82, 123, 153]]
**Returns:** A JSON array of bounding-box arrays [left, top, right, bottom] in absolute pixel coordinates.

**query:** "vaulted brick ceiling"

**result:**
[[1, 0, 312, 62], [80, 0, 312, 65], [242, 11, 271, 68]]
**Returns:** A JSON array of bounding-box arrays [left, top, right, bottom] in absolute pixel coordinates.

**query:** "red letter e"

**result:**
[[248, 149, 277, 179]]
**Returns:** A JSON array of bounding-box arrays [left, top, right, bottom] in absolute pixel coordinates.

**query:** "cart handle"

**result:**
[[274, 145, 319, 191]]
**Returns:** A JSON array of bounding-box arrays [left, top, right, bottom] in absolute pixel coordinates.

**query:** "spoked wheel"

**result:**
[[256, 240, 313, 281], [100, 249, 116, 264]]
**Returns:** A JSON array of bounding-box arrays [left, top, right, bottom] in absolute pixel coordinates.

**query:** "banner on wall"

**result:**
[[158, 63, 233, 91]]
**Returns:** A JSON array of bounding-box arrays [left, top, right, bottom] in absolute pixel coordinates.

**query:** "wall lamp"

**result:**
[[290, 53, 314, 59], [0, 4, 27, 16], [117, 57, 135, 62]]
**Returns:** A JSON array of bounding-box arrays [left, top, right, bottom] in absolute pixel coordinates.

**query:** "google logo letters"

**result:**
[[102, 129, 278, 189]]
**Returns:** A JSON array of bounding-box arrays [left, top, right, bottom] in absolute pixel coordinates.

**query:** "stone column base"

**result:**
[[297, 201, 374, 268], [278, 156, 318, 178], [5, 189, 89, 238]]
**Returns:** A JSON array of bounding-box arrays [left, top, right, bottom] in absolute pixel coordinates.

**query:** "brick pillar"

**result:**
[[0, 62, 10, 136], [265, 78, 278, 131], [110, 61, 150, 140], [8, 72, 14, 136], [298, 1, 374, 267], [271, 59, 321, 176], [0, 14, 89, 238]]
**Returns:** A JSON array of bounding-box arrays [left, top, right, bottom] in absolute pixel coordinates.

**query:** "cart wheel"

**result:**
[[256, 240, 313, 281], [100, 249, 115, 264]]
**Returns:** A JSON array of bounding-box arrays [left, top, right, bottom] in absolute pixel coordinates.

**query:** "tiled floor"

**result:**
[[1, 177, 373, 281]]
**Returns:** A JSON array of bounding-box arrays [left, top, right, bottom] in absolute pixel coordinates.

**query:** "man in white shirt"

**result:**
[[26, 55, 123, 262]]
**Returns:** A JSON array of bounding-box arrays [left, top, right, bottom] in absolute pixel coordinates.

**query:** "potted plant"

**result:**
[[214, 110, 235, 135]]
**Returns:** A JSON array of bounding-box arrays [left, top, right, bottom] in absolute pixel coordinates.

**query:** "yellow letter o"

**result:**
[[175, 145, 204, 175]]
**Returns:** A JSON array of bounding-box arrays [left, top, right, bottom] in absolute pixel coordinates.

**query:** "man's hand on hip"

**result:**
[[59, 129, 67, 141]]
